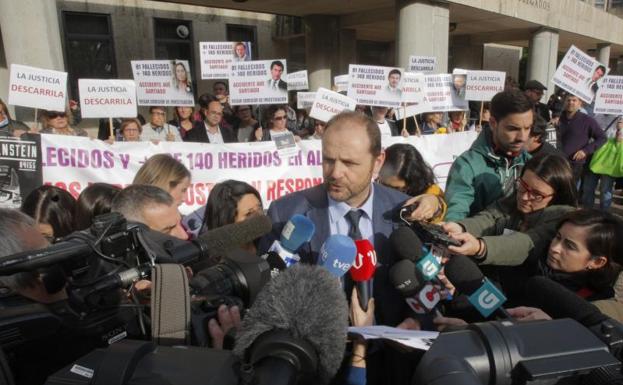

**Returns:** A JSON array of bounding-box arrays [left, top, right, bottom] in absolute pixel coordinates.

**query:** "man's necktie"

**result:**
[[344, 209, 363, 240]]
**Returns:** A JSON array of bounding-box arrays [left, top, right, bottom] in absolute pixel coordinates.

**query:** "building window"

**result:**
[[62, 12, 116, 101], [227, 24, 258, 59], [153, 18, 194, 97]]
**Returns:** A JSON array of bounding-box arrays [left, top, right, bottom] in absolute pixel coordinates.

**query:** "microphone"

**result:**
[[267, 214, 315, 267], [197, 214, 273, 259], [389, 259, 442, 315], [233, 264, 348, 385], [261, 251, 287, 278], [390, 226, 441, 281], [349, 239, 377, 311], [318, 235, 357, 278], [444, 255, 510, 319]]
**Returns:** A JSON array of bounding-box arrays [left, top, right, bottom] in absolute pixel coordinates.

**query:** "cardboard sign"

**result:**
[[310, 87, 357, 123], [594, 76, 623, 115], [287, 70, 309, 91], [347, 65, 405, 108], [408, 56, 437, 74], [8, 64, 67, 111], [553, 45, 609, 104], [297, 92, 316, 109], [424, 73, 469, 112], [78, 79, 137, 118], [199, 41, 252, 79], [131, 60, 194, 106], [229, 59, 289, 106], [334, 74, 349, 93], [465, 70, 505, 101]]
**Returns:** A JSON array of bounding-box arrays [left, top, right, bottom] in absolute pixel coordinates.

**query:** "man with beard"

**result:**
[[444, 89, 533, 221]]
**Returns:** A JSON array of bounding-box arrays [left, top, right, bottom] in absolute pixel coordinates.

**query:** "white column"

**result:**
[[597, 43, 611, 67], [527, 27, 559, 101], [304, 15, 339, 90]]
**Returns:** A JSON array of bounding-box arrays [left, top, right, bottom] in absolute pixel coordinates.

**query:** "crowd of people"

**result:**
[[1, 76, 623, 385]]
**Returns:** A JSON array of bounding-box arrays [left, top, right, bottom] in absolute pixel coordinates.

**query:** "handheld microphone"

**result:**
[[390, 226, 442, 281], [389, 259, 442, 315], [261, 251, 287, 279], [318, 235, 357, 278], [444, 255, 510, 319], [268, 214, 315, 267], [349, 239, 377, 311]]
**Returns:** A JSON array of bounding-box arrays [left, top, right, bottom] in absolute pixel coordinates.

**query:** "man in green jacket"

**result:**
[[445, 89, 533, 221]]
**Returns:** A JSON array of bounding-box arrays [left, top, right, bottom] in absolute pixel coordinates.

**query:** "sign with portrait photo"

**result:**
[[131, 60, 194, 106], [553, 45, 609, 104], [229, 59, 289, 106], [199, 41, 253, 79], [594, 76, 623, 115], [347, 65, 404, 108]]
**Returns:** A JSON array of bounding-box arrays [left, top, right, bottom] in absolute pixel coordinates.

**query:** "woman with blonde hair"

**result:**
[[39, 109, 88, 136], [132, 154, 191, 206]]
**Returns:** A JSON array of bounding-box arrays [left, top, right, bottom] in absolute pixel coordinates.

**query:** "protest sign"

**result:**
[[401, 72, 430, 110], [8, 64, 67, 111], [553, 45, 609, 104], [424, 73, 469, 112], [408, 56, 437, 74], [131, 60, 194, 106], [310, 88, 357, 123], [78, 79, 137, 118], [199, 41, 252, 79], [347, 65, 404, 108], [287, 70, 309, 91], [465, 70, 505, 101], [334, 75, 349, 93], [41, 132, 477, 215], [297, 92, 316, 109], [594, 76, 623, 115], [229, 59, 288, 106], [0, 133, 42, 209]]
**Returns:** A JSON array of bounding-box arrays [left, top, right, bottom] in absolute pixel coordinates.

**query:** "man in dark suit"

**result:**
[[267, 60, 287, 92], [184, 95, 236, 143]]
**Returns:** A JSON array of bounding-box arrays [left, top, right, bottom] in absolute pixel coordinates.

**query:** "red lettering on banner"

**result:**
[[266, 178, 323, 200]]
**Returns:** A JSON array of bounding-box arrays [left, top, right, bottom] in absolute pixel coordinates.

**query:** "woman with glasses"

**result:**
[[254, 104, 300, 142], [39, 109, 88, 136]]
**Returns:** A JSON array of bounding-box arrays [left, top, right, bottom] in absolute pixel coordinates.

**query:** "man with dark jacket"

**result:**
[[184, 96, 236, 143], [524, 80, 550, 123], [526, 116, 565, 159]]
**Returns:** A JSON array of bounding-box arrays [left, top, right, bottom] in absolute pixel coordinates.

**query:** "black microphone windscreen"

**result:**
[[198, 214, 272, 257], [263, 251, 287, 272], [389, 259, 421, 296], [233, 264, 348, 384], [444, 255, 485, 295], [390, 226, 425, 262], [524, 276, 609, 327]]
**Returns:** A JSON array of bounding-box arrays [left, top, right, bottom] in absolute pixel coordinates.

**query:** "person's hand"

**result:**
[[506, 306, 552, 322], [69, 99, 79, 111], [254, 126, 263, 141], [151, 139, 161, 145], [294, 135, 302, 142], [165, 132, 176, 142], [447, 232, 479, 256], [403, 194, 439, 221], [401, 128, 410, 137], [433, 316, 467, 332], [441, 222, 464, 235], [436, 270, 456, 297], [572, 149, 587, 161], [350, 288, 375, 327], [396, 317, 421, 330], [208, 304, 241, 350], [104, 135, 114, 145]]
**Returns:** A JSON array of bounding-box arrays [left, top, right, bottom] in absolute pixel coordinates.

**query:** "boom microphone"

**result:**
[[198, 214, 273, 258], [318, 235, 357, 278], [233, 264, 348, 385], [349, 239, 377, 311]]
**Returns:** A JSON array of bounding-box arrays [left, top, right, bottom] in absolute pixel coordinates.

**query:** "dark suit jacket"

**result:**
[[183, 121, 237, 143], [260, 183, 411, 327], [268, 78, 287, 91], [387, 119, 400, 136]]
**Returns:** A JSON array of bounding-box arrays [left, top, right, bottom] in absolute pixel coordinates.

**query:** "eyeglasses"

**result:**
[[48, 112, 67, 119], [151, 111, 166, 116], [273, 115, 287, 121], [516, 178, 554, 202]]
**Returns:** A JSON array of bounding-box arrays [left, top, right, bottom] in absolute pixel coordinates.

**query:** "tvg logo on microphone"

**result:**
[[416, 252, 441, 281], [468, 279, 507, 318]]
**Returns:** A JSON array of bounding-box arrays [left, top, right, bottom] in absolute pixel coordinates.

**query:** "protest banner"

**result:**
[[287, 70, 309, 91], [40, 131, 477, 215], [0, 133, 42, 209], [131, 60, 194, 107], [78, 79, 137, 119], [401, 72, 430, 113], [465, 70, 505, 101], [408, 56, 437, 74], [594, 76, 623, 115], [424, 73, 469, 112], [229, 59, 288, 106], [347, 65, 404, 108], [8, 64, 67, 111], [297, 92, 316, 109], [309, 88, 357, 123], [553, 45, 609, 104], [334, 74, 349, 93], [199, 41, 252, 79]]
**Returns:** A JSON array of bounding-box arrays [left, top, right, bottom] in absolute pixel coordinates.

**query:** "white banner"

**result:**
[[334, 75, 349, 93], [401, 72, 429, 108], [41, 132, 477, 215], [199, 41, 252, 79], [594, 76, 623, 115], [408, 56, 437, 74], [8, 64, 67, 111], [78, 79, 137, 118], [297, 92, 316, 109], [465, 70, 505, 101], [553, 45, 609, 104], [424, 74, 469, 112], [347, 65, 404, 108], [229, 59, 288, 106], [287, 70, 309, 91], [131, 60, 194, 106], [309, 87, 357, 123]]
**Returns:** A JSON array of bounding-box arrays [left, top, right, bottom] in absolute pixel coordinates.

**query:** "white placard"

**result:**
[[310, 87, 357, 123], [287, 70, 309, 91], [131, 60, 194, 106], [552, 45, 609, 104], [229, 59, 288, 106], [347, 65, 404, 108], [408, 56, 437, 74], [199, 41, 252, 79], [465, 70, 505, 101], [78, 79, 137, 118], [297, 92, 316, 109], [594, 76, 623, 115], [424, 74, 469, 112], [401, 72, 429, 109], [334, 75, 349, 93], [8, 64, 67, 111]]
